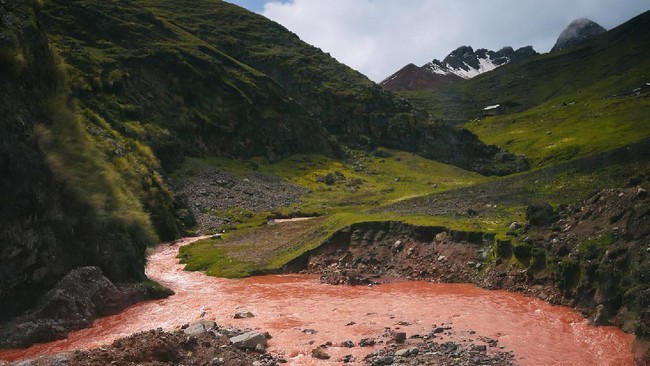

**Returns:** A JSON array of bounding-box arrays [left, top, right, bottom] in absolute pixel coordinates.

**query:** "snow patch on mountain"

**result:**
[[380, 45, 537, 91]]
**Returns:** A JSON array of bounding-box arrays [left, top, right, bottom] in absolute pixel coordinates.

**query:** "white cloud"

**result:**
[[262, 0, 648, 82]]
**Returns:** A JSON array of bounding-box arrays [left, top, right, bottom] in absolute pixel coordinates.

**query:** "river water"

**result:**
[[0, 237, 634, 365]]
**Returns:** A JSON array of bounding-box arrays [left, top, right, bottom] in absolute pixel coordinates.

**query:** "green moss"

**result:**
[[530, 248, 547, 270], [512, 243, 532, 265], [578, 233, 613, 260]]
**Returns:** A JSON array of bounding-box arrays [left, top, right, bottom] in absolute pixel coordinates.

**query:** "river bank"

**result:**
[[1, 237, 635, 366]]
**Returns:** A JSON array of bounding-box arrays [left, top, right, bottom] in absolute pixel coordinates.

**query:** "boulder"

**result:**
[[230, 331, 267, 350], [526, 203, 555, 226], [311, 346, 330, 359], [233, 311, 255, 319], [183, 320, 217, 336], [0, 266, 171, 348]]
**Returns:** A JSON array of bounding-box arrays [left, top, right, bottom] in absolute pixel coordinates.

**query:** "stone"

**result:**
[[394, 348, 410, 357], [590, 304, 609, 325], [233, 311, 255, 319], [230, 331, 267, 350], [435, 232, 447, 242], [526, 203, 555, 226], [311, 346, 330, 359], [341, 339, 354, 347], [437, 255, 446, 262], [392, 332, 407, 343], [342, 354, 355, 363], [183, 320, 217, 336], [359, 337, 376, 347], [254, 343, 266, 353], [637, 188, 648, 199]]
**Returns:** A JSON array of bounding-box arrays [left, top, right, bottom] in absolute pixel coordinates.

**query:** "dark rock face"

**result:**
[[551, 18, 607, 52], [0, 2, 152, 322], [0, 267, 172, 349]]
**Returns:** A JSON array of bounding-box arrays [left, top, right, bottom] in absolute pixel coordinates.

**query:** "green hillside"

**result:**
[[393, 11, 650, 169], [401, 10, 650, 124], [0, 0, 526, 321]]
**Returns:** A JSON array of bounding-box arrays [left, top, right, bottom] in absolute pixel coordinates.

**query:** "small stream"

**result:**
[[0, 237, 634, 365]]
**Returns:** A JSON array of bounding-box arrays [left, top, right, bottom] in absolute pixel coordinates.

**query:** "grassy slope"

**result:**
[[177, 11, 650, 279], [176, 150, 512, 277], [466, 93, 650, 168], [412, 10, 650, 123], [394, 11, 650, 169]]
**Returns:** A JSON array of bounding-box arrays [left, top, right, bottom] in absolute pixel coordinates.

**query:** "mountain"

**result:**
[[401, 11, 650, 124], [381, 45, 538, 91], [551, 18, 607, 52], [0, 0, 528, 324]]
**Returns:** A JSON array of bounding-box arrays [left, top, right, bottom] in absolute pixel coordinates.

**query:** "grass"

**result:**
[[173, 150, 515, 278], [176, 149, 487, 215], [178, 210, 513, 278], [466, 94, 650, 168]]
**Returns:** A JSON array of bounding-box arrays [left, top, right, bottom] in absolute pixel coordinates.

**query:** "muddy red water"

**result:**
[[0, 237, 634, 365]]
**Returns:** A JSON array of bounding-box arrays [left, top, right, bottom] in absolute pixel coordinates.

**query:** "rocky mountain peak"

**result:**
[[381, 45, 538, 91], [551, 18, 606, 52]]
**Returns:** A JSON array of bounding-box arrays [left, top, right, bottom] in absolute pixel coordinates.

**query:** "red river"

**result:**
[[0, 237, 634, 365]]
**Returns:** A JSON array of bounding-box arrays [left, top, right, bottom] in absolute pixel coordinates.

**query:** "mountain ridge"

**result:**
[[381, 45, 538, 91]]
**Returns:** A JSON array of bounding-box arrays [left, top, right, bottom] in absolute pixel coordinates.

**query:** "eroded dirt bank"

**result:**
[[288, 187, 650, 365], [1, 237, 635, 366]]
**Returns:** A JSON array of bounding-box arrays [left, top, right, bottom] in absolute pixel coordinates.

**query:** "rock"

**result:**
[[437, 255, 446, 262], [342, 354, 355, 363], [184, 320, 217, 336], [311, 346, 330, 359], [393, 240, 403, 250], [302, 328, 317, 334], [637, 188, 648, 199], [233, 311, 255, 319], [359, 337, 376, 347], [0, 266, 171, 349], [392, 332, 407, 343], [341, 339, 354, 347], [508, 222, 521, 231], [526, 203, 555, 226], [230, 331, 267, 350], [394, 348, 410, 357], [435, 232, 447, 242], [590, 304, 609, 325]]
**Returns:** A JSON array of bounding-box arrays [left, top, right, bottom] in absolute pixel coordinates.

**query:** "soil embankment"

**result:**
[[287, 187, 650, 365]]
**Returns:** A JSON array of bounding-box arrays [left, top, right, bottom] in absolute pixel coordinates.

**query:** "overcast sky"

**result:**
[[226, 0, 648, 82]]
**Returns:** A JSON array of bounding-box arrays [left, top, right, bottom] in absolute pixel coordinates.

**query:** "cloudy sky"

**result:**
[[227, 0, 648, 82]]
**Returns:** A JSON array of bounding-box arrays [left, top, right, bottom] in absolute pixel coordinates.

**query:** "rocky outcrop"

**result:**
[[0, 1, 158, 322], [17, 325, 279, 366], [0, 266, 172, 348], [551, 18, 607, 52]]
